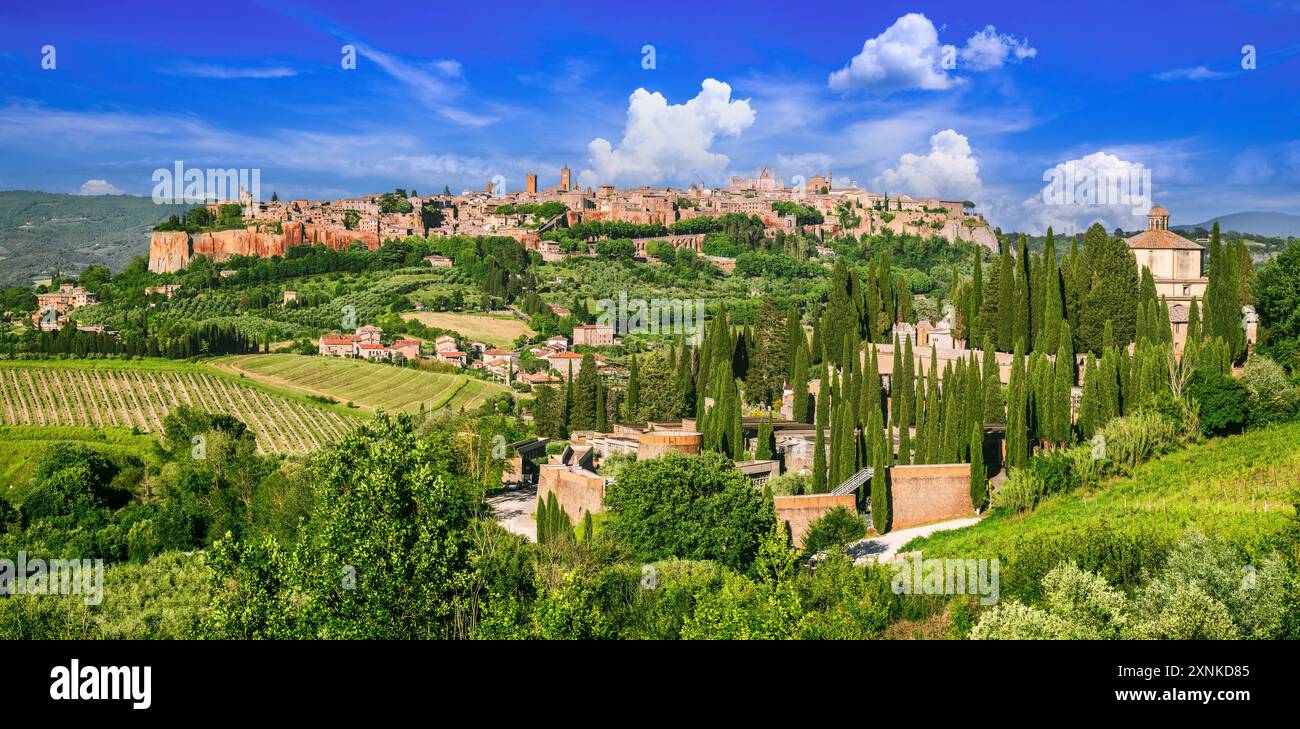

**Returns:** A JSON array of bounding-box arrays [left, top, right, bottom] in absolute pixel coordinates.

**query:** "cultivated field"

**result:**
[[0, 362, 357, 455], [213, 354, 511, 414], [399, 311, 534, 347]]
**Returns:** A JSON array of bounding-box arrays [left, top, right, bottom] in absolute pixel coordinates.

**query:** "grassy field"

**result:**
[[906, 420, 1300, 560], [0, 425, 156, 496], [212, 354, 511, 415], [400, 311, 534, 347], [0, 360, 359, 455]]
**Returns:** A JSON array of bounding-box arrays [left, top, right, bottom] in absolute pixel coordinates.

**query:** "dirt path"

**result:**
[[846, 517, 982, 565]]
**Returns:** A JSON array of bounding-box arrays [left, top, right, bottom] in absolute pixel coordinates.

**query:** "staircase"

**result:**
[[830, 467, 874, 496]]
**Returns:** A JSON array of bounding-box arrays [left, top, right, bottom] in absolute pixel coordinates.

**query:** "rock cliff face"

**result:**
[[147, 222, 381, 273]]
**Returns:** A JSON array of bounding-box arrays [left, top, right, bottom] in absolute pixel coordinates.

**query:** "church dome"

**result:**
[[1148, 204, 1169, 217]]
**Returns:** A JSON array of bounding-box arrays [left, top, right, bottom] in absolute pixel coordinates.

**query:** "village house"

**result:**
[[355, 325, 383, 345], [36, 284, 97, 313], [424, 254, 453, 267], [572, 324, 614, 346], [389, 338, 422, 361], [437, 350, 468, 366], [319, 333, 357, 357], [434, 334, 458, 353]]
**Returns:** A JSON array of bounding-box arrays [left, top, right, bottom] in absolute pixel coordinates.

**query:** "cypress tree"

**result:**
[[981, 334, 1004, 424], [869, 409, 891, 533], [625, 354, 641, 420], [971, 249, 985, 345], [813, 361, 830, 492], [595, 377, 608, 432], [1186, 297, 1201, 347], [791, 346, 811, 422], [755, 411, 775, 460], [969, 422, 986, 510], [997, 247, 1015, 352]]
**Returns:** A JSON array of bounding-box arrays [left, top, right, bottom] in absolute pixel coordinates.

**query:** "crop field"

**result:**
[[399, 311, 534, 347], [213, 354, 511, 414], [906, 420, 1300, 560], [0, 362, 357, 455]]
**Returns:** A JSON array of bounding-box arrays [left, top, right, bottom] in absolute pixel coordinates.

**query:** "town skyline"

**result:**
[[2, 1, 1299, 234]]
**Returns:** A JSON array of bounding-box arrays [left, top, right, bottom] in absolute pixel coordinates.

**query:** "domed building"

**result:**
[[1126, 204, 1209, 351]]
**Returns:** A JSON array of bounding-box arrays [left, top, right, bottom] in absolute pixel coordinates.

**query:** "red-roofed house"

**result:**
[[572, 324, 614, 346], [319, 333, 357, 357], [358, 342, 392, 361], [437, 350, 467, 366], [390, 339, 421, 361]]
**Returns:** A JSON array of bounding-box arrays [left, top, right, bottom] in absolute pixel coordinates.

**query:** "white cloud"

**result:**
[[352, 42, 495, 127], [579, 79, 755, 188], [1152, 65, 1230, 81], [1011, 151, 1154, 234], [829, 13, 955, 94], [959, 25, 1037, 71], [162, 62, 297, 79], [873, 129, 981, 199], [828, 14, 1036, 94], [74, 179, 126, 195]]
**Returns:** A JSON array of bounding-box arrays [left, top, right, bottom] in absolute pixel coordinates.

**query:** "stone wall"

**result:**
[[147, 221, 382, 273], [889, 463, 973, 530], [773, 493, 858, 548], [537, 465, 607, 520], [636, 431, 701, 460]]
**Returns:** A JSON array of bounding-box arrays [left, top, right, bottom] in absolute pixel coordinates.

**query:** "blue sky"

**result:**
[[1, 0, 1298, 232]]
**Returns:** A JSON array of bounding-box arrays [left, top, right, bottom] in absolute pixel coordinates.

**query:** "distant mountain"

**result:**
[[1174, 211, 1300, 238], [0, 191, 191, 286]]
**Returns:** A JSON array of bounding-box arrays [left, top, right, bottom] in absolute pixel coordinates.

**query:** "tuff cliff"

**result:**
[[147, 222, 381, 273]]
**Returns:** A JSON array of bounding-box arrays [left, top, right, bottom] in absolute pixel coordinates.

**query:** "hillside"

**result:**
[[1175, 211, 1300, 238], [905, 420, 1300, 562], [0, 359, 359, 455], [0, 191, 190, 285], [212, 354, 512, 414]]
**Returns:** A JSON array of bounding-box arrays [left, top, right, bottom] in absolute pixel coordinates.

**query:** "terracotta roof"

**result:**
[[358, 343, 385, 350], [320, 335, 355, 345], [440, 351, 466, 357], [1169, 302, 1189, 324], [392, 339, 421, 347], [549, 352, 585, 359], [1148, 204, 1169, 217], [1126, 228, 1203, 251]]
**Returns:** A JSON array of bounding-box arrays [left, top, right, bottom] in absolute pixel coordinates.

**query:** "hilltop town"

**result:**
[[146, 166, 998, 273]]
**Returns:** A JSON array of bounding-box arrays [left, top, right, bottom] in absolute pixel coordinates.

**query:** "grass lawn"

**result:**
[[399, 311, 534, 347], [212, 353, 510, 414]]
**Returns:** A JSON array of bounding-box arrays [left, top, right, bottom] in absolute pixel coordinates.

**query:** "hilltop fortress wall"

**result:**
[[147, 221, 381, 273]]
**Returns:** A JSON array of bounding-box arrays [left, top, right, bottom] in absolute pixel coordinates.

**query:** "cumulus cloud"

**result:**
[[1012, 151, 1154, 234], [579, 79, 755, 188], [829, 14, 1036, 93], [829, 13, 955, 94], [959, 25, 1037, 71], [74, 179, 126, 195], [873, 129, 981, 199]]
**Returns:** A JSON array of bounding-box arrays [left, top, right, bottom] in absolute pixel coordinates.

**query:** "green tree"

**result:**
[[604, 451, 776, 572]]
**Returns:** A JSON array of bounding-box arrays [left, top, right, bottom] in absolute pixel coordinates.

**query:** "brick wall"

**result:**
[[538, 465, 607, 520], [889, 463, 973, 530], [773, 493, 858, 548]]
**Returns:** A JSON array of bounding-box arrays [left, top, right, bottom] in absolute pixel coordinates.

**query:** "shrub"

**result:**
[[1188, 369, 1248, 436], [992, 468, 1043, 513], [802, 506, 867, 555], [1240, 355, 1300, 427], [1095, 411, 1182, 476], [1026, 451, 1074, 496], [763, 471, 810, 496]]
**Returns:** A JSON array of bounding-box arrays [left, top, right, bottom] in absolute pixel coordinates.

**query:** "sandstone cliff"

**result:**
[[147, 222, 381, 273]]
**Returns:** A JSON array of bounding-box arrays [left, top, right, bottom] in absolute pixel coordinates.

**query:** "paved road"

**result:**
[[487, 485, 537, 542], [845, 516, 982, 565]]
